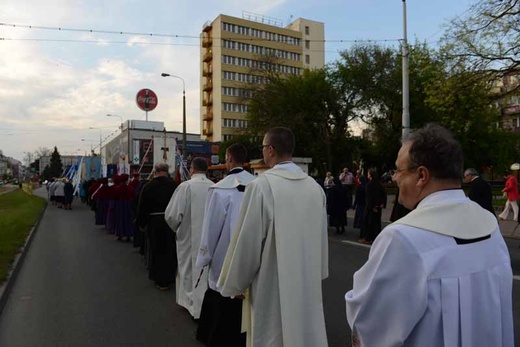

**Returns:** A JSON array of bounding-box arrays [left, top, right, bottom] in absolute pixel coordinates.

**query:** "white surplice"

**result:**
[[196, 169, 255, 291], [164, 173, 213, 319], [345, 190, 514, 347], [218, 162, 329, 347]]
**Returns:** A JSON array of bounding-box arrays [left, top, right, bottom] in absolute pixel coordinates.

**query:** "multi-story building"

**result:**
[[492, 70, 520, 131], [200, 13, 325, 141]]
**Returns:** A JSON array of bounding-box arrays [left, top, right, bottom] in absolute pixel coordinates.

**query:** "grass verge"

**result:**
[[0, 189, 46, 284]]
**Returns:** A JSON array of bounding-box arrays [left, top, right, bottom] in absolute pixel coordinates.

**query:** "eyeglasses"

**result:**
[[393, 167, 417, 175]]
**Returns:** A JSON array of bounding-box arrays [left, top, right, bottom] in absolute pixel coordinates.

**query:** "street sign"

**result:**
[[136, 88, 158, 112]]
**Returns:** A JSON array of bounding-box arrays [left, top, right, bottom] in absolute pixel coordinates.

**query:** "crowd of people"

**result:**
[[322, 166, 389, 244], [44, 124, 514, 346]]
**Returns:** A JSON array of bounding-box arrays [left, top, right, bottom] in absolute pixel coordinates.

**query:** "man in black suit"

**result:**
[[464, 168, 495, 216]]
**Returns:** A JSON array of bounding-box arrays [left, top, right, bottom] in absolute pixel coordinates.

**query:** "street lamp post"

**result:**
[[106, 114, 124, 131], [402, 0, 410, 141], [89, 127, 102, 157], [81, 138, 94, 154], [161, 73, 187, 162]]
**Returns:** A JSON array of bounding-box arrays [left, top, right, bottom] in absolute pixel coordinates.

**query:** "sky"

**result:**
[[0, 0, 475, 163]]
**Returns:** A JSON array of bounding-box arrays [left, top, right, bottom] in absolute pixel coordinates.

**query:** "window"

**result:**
[[305, 26, 310, 35], [305, 40, 310, 49], [305, 54, 310, 64]]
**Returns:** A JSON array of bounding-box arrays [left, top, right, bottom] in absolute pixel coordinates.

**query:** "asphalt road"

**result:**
[[0, 187, 519, 346], [0, 189, 203, 346]]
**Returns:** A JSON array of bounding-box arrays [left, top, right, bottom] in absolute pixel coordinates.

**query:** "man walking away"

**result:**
[[164, 157, 213, 319], [137, 162, 178, 290], [218, 128, 329, 347], [464, 167, 495, 216], [195, 143, 255, 346]]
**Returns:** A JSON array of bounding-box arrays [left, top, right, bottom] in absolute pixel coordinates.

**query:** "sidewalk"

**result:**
[[369, 195, 520, 239]]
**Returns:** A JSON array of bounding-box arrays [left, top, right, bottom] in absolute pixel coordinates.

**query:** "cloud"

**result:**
[[0, 0, 296, 161]]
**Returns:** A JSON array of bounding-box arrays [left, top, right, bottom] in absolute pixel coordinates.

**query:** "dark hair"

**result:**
[[265, 127, 295, 157], [191, 157, 208, 173], [368, 168, 378, 181], [226, 143, 247, 164], [154, 162, 169, 173], [407, 124, 463, 181]]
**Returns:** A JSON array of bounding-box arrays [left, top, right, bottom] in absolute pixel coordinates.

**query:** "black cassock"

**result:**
[[137, 176, 178, 288]]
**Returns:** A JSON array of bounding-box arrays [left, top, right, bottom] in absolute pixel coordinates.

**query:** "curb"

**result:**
[[0, 203, 48, 316]]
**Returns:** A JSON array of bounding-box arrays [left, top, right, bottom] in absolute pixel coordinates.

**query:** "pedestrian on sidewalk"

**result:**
[[54, 178, 65, 209], [498, 171, 519, 221], [346, 124, 514, 347], [464, 168, 495, 216], [137, 162, 178, 291], [63, 178, 74, 210]]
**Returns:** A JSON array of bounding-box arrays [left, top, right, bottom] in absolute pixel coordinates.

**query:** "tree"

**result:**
[[246, 68, 360, 176], [441, 0, 519, 93], [35, 147, 52, 159], [425, 68, 520, 170], [217, 134, 263, 164], [49, 146, 63, 178], [333, 43, 445, 170], [41, 164, 51, 181]]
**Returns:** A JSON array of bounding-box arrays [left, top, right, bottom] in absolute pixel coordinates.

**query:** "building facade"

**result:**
[[493, 70, 520, 131], [102, 120, 215, 176], [200, 13, 325, 142]]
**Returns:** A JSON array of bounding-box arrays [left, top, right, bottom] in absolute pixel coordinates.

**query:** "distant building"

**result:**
[[492, 70, 520, 131], [39, 155, 80, 176], [200, 13, 325, 142], [102, 120, 218, 177], [0, 154, 7, 178]]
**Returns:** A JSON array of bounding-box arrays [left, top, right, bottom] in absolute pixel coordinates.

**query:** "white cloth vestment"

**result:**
[[164, 173, 213, 319], [196, 169, 255, 291], [218, 162, 329, 347], [345, 190, 514, 347]]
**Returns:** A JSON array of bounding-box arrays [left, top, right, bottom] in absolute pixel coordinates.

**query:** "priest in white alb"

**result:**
[[164, 157, 213, 319], [345, 124, 514, 347], [218, 127, 329, 347], [195, 143, 255, 346]]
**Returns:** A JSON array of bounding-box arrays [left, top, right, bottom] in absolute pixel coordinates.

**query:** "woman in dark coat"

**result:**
[[63, 178, 74, 210], [360, 168, 387, 244], [353, 175, 367, 231], [328, 177, 350, 234]]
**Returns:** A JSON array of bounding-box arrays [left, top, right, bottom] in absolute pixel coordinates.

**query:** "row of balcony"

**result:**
[[202, 66, 213, 77], [203, 111, 213, 120], [203, 79, 213, 91], [203, 50, 213, 62], [203, 126, 213, 136], [202, 36, 212, 48], [202, 97, 213, 106]]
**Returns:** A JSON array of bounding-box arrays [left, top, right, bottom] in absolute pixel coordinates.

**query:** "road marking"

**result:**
[[341, 240, 371, 249], [514, 275, 520, 281]]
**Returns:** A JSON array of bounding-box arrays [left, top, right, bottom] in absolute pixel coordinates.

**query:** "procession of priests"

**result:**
[[157, 125, 513, 347]]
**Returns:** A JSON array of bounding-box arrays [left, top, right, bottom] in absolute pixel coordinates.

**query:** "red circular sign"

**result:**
[[136, 88, 158, 111]]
